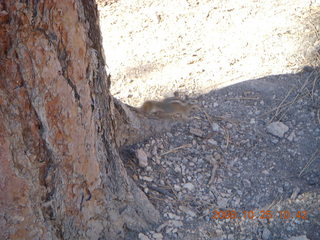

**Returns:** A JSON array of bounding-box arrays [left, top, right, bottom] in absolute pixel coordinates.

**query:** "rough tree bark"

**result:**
[[0, 1, 160, 239]]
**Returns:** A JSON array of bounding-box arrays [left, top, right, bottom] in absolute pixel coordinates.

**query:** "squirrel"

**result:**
[[139, 98, 196, 119]]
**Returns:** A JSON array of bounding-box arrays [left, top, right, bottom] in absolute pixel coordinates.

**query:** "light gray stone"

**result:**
[[262, 227, 271, 240], [136, 148, 148, 167], [190, 127, 204, 137], [266, 121, 289, 138], [138, 233, 150, 240], [183, 183, 195, 191], [287, 236, 310, 240]]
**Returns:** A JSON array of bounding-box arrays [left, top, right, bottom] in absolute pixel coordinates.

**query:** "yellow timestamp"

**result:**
[[211, 210, 307, 220]]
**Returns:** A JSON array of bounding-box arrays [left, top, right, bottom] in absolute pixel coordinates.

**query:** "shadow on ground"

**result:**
[[122, 66, 320, 240]]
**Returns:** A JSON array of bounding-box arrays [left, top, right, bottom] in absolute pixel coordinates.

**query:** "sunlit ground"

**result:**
[[98, 0, 318, 106]]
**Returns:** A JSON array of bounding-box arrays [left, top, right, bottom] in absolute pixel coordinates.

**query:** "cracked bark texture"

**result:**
[[0, 1, 159, 239]]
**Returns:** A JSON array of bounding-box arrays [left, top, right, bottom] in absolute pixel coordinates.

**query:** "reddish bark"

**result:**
[[0, 1, 159, 239]]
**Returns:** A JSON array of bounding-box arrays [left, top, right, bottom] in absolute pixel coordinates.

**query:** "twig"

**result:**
[[147, 185, 176, 198], [198, 107, 215, 128], [265, 198, 283, 211], [224, 127, 230, 149], [299, 149, 320, 177], [160, 144, 192, 156], [213, 115, 241, 125], [207, 156, 219, 185], [311, 75, 319, 101], [229, 97, 259, 100], [261, 101, 296, 118], [265, 71, 315, 122], [270, 87, 294, 122], [208, 163, 218, 185], [278, 92, 308, 121]]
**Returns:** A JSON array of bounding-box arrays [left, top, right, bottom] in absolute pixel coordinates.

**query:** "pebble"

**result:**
[[290, 187, 300, 199], [189, 127, 204, 137], [211, 122, 220, 131], [243, 179, 251, 187], [262, 227, 271, 240], [136, 148, 148, 167], [169, 220, 183, 227], [217, 196, 228, 208], [138, 233, 150, 240], [183, 183, 195, 191], [287, 236, 310, 240], [287, 131, 296, 141], [174, 165, 181, 173], [156, 223, 167, 232], [174, 184, 181, 191], [140, 176, 153, 182], [167, 213, 180, 220], [213, 152, 222, 160], [208, 139, 218, 145], [153, 233, 163, 240], [179, 206, 196, 217], [266, 121, 289, 138]]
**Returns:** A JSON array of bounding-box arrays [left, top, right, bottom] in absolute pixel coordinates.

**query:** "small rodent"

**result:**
[[139, 99, 196, 118]]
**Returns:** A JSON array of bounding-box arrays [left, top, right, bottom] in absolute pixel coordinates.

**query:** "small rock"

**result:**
[[287, 236, 310, 240], [290, 187, 300, 200], [190, 127, 204, 137], [208, 139, 218, 145], [262, 227, 271, 240], [217, 197, 228, 208], [140, 176, 153, 182], [169, 220, 183, 227], [138, 233, 150, 240], [174, 165, 181, 173], [179, 206, 196, 217], [167, 213, 179, 220], [156, 222, 168, 232], [243, 179, 251, 187], [136, 149, 148, 167], [183, 183, 195, 191], [174, 184, 181, 191], [152, 146, 158, 156], [211, 122, 220, 131], [232, 197, 241, 207], [213, 152, 221, 160], [287, 131, 296, 141], [153, 233, 163, 240], [266, 121, 289, 138]]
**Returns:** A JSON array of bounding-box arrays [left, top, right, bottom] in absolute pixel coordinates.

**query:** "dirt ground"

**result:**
[[97, 0, 320, 239]]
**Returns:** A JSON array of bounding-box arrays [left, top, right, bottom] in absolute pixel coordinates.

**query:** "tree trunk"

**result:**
[[0, 1, 159, 239]]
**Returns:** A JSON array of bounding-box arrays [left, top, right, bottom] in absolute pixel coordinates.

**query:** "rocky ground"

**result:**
[[97, 0, 320, 239]]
